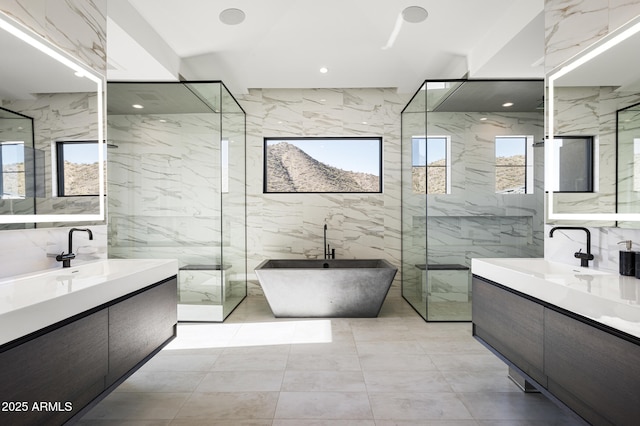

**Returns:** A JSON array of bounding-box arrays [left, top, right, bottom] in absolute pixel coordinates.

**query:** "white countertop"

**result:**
[[472, 258, 640, 339], [0, 259, 178, 346]]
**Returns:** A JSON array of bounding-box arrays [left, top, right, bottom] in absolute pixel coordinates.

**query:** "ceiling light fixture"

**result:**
[[402, 6, 428, 23], [219, 8, 246, 25], [502, 102, 514, 107], [132, 104, 144, 109], [319, 67, 328, 74]]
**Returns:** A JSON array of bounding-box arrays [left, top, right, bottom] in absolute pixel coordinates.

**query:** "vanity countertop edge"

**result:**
[[471, 258, 640, 340], [0, 258, 179, 346]]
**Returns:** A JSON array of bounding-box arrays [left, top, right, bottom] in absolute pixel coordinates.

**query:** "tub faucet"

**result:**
[[324, 224, 335, 259], [56, 227, 93, 268], [549, 226, 594, 267]]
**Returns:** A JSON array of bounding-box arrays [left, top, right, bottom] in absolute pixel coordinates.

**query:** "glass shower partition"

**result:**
[[107, 81, 247, 322], [401, 80, 545, 321]]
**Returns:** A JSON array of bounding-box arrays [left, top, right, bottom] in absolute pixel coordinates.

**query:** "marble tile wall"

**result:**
[[544, 0, 640, 269], [0, 225, 107, 278], [107, 113, 225, 265], [405, 111, 545, 264], [545, 0, 640, 71], [0, 0, 107, 277], [238, 88, 409, 294]]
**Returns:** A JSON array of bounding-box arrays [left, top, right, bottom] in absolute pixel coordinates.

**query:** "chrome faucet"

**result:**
[[549, 226, 594, 267], [56, 228, 93, 268], [323, 224, 335, 259]]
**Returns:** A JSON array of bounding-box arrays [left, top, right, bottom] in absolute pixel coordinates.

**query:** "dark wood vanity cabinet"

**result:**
[[0, 310, 108, 426], [0, 276, 177, 426], [545, 309, 640, 426], [473, 275, 640, 426], [108, 278, 178, 386], [472, 277, 546, 385]]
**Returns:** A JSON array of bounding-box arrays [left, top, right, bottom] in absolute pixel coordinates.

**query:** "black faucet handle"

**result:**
[[574, 249, 594, 261], [55, 252, 76, 261]]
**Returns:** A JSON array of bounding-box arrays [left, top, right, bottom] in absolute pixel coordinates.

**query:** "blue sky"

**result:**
[[0, 143, 24, 164], [495, 137, 526, 157], [62, 142, 101, 164], [268, 138, 381, 175], [412, 137, 446, 166]]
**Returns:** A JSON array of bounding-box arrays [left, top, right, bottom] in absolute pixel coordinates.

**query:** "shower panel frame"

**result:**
[[401, 79, 545, 322], [107, 81, 247, 322]]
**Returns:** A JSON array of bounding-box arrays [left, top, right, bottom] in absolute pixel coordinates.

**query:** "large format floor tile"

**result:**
[[78, 294, 585, 425]]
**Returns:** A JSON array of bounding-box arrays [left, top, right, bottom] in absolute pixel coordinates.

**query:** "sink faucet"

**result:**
[[549, 226, 594, 267], [323, 224, 335, 259], [56, 228, 93, 268]]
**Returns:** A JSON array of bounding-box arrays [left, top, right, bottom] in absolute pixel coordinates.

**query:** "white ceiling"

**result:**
[[107, 0, 545, 95]]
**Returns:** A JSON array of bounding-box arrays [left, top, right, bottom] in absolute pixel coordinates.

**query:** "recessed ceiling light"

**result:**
[[402, 6, 428, 23], [219, 8, 245, 25], [132, 104, 144, 109], [319, 67, 329, 74], [480, 117, 488, 121], [502, 102, 514, 107]]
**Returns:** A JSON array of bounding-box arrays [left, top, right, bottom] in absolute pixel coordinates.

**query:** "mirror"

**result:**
[[618, 101, 640, 220], [546, 16, 640, 222], [0, 13, 104, 226]]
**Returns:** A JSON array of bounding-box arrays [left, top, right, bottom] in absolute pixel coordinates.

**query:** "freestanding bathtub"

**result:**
[[254, 259, 397, 318]]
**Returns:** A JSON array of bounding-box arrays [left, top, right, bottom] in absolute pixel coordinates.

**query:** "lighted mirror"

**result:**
[[617, 101, 640, 220], [0, 13, 104, 226], [546, 16, 640, 222]]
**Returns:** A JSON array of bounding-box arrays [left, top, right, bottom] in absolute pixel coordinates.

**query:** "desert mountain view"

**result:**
[[61, 161, 101, 195], [1, 163, 25, 197], [2, 161, 100, 197], [266, 142, 380, 192]]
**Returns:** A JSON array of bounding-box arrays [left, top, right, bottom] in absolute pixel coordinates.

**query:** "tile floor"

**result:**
[[78, 293, 585, 425]]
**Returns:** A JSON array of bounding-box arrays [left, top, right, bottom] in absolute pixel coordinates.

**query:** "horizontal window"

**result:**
[[264, 137, 382, 193]]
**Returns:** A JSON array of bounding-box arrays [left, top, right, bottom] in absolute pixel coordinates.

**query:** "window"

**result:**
[[412, 136, 450, 194], [495, 136, 534, 194], [264, 137, 382, 193], [0, 142, 25, 199], [550, 136, 593, 192], [56, 141, 102, 196]]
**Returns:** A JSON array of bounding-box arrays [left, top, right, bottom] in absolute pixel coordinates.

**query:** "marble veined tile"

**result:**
[[545, 0, 608, 70]]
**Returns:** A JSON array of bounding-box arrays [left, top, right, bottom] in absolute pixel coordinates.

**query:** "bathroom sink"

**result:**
[[53, 259, 165, 282], [480, 258, 612, 279], [0, 258, 178, 346]]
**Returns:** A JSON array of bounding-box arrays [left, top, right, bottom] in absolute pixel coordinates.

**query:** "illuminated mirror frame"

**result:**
[[0, 13, 105, 224], [546, 16, 640, 221]]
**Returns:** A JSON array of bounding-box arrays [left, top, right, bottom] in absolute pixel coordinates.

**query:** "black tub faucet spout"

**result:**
[[323, 224, 335, 259]]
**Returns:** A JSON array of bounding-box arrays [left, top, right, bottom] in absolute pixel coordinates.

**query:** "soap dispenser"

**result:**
[[617, 240, 635, 276]]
